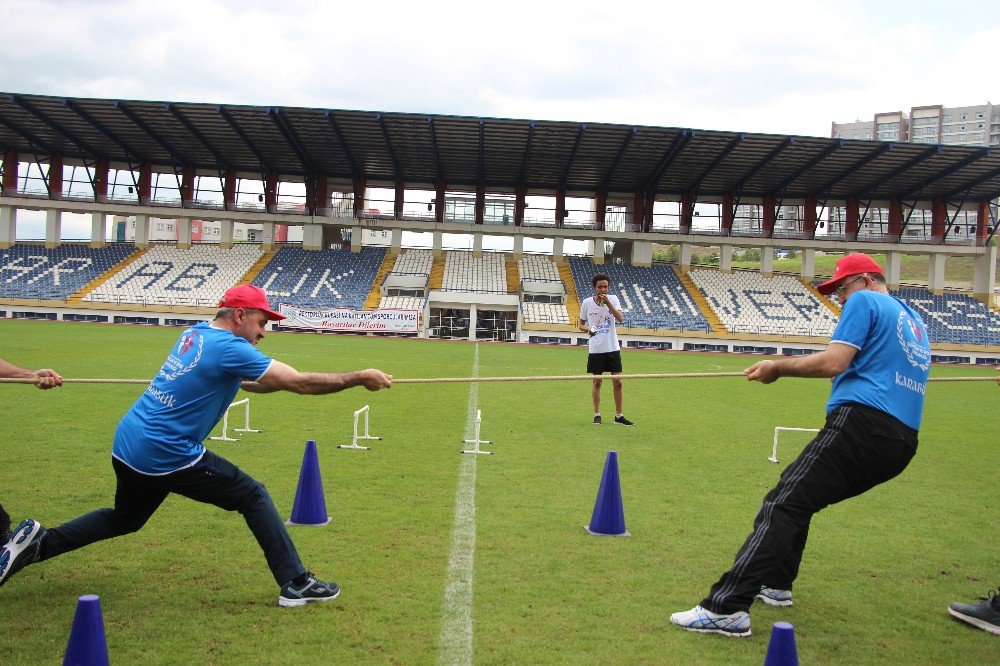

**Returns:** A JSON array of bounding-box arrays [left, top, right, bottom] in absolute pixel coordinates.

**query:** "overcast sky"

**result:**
[[2, 0, 997, 139]]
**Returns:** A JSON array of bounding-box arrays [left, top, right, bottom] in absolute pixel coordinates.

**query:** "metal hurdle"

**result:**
[[461, 410, 493, 455], [209, 398, 261, 442], [337, 405, 382, 450], [770, 427, 820, 463]]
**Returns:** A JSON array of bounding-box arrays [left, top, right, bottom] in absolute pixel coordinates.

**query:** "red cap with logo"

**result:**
[[816, 253, 884, 296], [218, 284, 285, 321]]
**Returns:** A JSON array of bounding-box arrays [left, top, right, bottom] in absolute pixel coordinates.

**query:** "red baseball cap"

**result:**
[[816, 253, 884, 296], [218, 284, 286, 321]]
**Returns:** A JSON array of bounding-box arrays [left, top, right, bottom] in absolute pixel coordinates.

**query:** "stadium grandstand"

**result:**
[[0, 92, 997, 362]]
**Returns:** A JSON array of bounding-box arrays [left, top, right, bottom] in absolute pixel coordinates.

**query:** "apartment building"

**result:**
[[832, 102, 1000, 147]]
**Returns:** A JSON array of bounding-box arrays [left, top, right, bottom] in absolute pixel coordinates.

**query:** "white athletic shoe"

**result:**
[[0, 519, 45, 587], [757, 586, 794, 607], [670, 605, 751, 637]]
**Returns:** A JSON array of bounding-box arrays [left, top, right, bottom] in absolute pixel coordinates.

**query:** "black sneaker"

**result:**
[[948, 588, 1000, 635], [0, 519, 44, 587], [279, 572, 341, 607], [614, 415, 635, 426], [593, 415, 602, 425], [0, 528, 11, 546]]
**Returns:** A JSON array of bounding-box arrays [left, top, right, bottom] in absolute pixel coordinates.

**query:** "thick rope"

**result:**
[[0, 377, 152, 384], [0, 373, 996, 385]]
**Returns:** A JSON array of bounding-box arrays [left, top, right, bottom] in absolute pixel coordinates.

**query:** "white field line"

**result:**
[[437, 344, 479, 665]]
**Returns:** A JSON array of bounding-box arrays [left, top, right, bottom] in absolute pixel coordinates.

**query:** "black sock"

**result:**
[[291, 574, 310, 587]]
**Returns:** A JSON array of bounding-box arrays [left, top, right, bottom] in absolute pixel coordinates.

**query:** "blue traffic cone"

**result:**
[[286, 440, 332, 526], [764, 621, 799, 666], [584, 450, 630, 536], [63, 594, 109, 666]]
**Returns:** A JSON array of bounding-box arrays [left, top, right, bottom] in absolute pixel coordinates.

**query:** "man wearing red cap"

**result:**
[[1, 284, 393, 607], [672, 253, 931, 637]]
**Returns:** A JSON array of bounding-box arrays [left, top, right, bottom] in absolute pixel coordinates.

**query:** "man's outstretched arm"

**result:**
[[0, 358, 63, 389], [743, 343, 857, 384], [241, 360, 392, 395]]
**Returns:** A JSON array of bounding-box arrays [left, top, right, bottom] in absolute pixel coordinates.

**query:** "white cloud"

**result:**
[[0, 0, 996, 138]]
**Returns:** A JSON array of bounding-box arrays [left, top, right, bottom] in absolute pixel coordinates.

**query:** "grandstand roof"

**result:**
[[1, 92, 999, 203]]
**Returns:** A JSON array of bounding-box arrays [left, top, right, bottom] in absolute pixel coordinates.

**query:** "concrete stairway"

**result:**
[[505, 254, 520, 293], [558, 262, 581, 329], [428, 254, 445, 290], [363, 252, 399, 310], [674, 267, 727, 335]]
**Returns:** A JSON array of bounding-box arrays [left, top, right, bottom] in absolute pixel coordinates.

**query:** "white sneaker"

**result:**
[[670, 605, 751, 637], [757, 586, 793, 607], [0, 519, 45, 587]]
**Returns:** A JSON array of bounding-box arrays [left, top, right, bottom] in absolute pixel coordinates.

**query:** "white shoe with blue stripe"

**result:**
[[0, 519, 45, 587], [670, 605, 751, 637], [757, 586, 794, 607]]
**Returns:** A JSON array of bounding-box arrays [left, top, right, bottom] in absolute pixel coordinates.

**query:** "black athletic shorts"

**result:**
[[588, 350, 623, 375]]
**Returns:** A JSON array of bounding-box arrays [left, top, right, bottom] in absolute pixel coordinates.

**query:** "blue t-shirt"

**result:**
[[112, 322, 273, 474], [827, 290, 931, 430]]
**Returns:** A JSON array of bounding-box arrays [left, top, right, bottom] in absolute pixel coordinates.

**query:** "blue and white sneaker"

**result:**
[[948, 588, 1000, 635], [670, 605, 751, 637], [278, 573, 340, 607], [0, 519, 45, 587], [757, 586, 793, 607]]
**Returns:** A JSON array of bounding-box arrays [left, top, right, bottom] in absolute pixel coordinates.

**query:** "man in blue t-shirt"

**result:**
[[672, 253, 931, 637], [1, 285, 393, 607]]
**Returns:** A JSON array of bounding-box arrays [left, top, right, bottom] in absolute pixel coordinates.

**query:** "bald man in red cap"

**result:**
[[672, 253, 932, 637], [2, 284, 392, 607]]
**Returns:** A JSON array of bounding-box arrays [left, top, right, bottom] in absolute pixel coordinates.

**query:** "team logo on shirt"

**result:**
[[159, 329, 204, 381], [896, 311, 930, 371], [179, 331, 197, 355]]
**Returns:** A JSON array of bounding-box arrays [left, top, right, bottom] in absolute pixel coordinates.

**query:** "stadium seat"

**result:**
[[1, 243, 137, 301], [690, 269, 838, 337], [567, 257, 711, 332], [441, 251, 506, 293], [519, 254, 570, 324], [894, 287, 1000, 346], [86, 244, 261, 307], [251, 246, 386, 309]]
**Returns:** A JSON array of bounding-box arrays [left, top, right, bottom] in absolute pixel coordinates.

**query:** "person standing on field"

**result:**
[[0, 358, 62, 553], [671, 253, 930, 637], [578, 273, 634, 426], [0, 285, 392, 607]]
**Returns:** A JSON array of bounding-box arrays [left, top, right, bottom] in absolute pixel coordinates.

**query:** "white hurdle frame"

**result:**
[[209, 398, 260, 442], [461, 410, 493, 455], [337, 405, 382, 450], [770, 427, 820, 463]]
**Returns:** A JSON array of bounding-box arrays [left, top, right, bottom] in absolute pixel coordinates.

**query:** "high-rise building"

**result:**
[[729, 102, 1000, 241], [832, 102, 999, 147]]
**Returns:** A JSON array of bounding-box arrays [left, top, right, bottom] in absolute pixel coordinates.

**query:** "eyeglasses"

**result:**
[[836, 274, 867, 299]]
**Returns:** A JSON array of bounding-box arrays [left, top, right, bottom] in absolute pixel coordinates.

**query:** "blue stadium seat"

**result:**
[[894, 288, 1000, 346], [567, 257, 711, 332], [252, 246, 386, 309], [0, 243, 137, 301]]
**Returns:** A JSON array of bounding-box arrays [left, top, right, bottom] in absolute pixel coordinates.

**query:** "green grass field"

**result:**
[[1, 319, 996, 664]]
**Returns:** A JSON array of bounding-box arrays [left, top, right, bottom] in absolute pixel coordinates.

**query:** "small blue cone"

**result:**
[[63, 594, 109, 666], [584, 450, 630, 536], [764, 621, 799, 666], [286, 440, 332, 526]]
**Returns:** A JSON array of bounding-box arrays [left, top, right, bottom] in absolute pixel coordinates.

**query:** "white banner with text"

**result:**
[[278, 304, 420, 333]]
